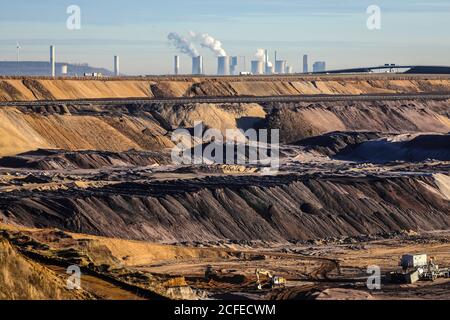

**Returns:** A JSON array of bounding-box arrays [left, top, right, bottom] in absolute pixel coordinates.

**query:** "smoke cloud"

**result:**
[[190, 32, 227, 57], [167, 32, 199, 58]]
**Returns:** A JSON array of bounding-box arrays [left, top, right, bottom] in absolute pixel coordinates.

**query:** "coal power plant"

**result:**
[[167, 31, 304, 76]]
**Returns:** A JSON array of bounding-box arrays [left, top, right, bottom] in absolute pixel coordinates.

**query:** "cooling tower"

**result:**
[[265, 64, 274, 75], [251, 60, 264, 75], [303, 54, 309, 73], [192, 56, 204, 75], [275, 60, 287, 74], [217, 56, 230, 76], [230, 56, 238, 75]]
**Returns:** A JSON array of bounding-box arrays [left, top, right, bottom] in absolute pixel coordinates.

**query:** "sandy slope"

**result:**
[[0, 237, 90, 300], [1, 98, 449, 157], [0, 107, 173, 156], [2, 174, 449, 242], [2, 77, 450, 101], [267, 100, 450, 143]]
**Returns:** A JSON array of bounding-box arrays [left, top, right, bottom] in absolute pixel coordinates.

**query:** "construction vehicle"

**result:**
[[388, 254, 450, 284], [255, 269, 286, 290]]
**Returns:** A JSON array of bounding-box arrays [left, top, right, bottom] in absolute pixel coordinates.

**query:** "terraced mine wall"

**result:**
[[2, 76, 450, 101], [0, 99, 449, 156], [1, 174, 449, 242]]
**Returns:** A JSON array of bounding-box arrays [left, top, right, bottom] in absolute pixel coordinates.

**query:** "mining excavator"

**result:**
[[388, 254, 450, 284], [255, 268, 286, 290]]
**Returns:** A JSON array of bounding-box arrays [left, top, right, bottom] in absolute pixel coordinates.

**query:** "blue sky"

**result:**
[[1, 0, 449, 74]]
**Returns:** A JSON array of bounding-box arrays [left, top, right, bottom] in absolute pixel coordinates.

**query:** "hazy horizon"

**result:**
[[1, 0, 449, 75]]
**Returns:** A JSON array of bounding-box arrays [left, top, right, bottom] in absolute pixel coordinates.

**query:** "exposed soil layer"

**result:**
[[1, 99, 449, 156], [1, 76, 449, 301], [1, 174, 449, 242], [2, 224, 449, 300], [0, 149, 171, 170], [0, 235, 91, 300], [2, 76, 450, 101], [296, 132, 450, 162], [265, 100, 450, 143], [295, 132, 388, 157], [336, 134, 450, 163]]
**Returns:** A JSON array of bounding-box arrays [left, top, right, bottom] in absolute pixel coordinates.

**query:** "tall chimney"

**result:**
[[50, 45, 55, 77], [303, 54, 308, 73], [174, 55, 180, 75], [114, 55, 120, 76]]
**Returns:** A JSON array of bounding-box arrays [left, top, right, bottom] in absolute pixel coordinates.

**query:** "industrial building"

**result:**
[[0, 61, 112, 76], [61, 65, 68, 76], [313, 61, 326, 73]]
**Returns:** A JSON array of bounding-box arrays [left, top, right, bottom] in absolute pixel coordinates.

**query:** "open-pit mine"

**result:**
[[0, 74, 449, 300]]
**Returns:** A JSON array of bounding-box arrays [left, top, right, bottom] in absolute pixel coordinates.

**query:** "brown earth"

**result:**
[[0, 76, 449, 300], [0, 236, 91, 300], [1, 173, 449, 242], [266, 100, 450, 143], [2, 224, 449, 300], [1, 76, 450, 101], [1, 99, 449, 157]]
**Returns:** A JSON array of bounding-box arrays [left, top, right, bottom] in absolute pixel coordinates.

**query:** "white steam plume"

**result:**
[[254, 49, 272, 67], [190, 32, 227, 57], [254, 49, 265, 61], [168, 32, 199, 57]]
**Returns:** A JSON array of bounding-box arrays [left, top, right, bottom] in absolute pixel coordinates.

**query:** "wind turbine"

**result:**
[[16, 42, 21, 63]]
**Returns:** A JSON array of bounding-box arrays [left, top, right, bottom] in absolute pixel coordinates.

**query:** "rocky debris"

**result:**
[[265, 101, 450, 143], [335, 133, 450, 163], [0, 149, 171, 170], [313, 288, 375, 300], [0, 81, 23, 101], [295, 131, 387, 157], [1, 173, 448, 243], [22, 79, 55, 100]]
